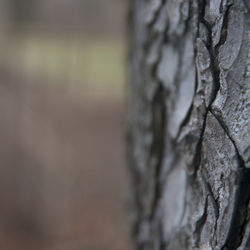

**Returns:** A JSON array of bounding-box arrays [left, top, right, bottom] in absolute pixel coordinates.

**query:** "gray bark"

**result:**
[[128, 0, 250, 249]]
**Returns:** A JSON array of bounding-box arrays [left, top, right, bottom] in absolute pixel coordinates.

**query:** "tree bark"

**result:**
[[128, 0, 250, 249]]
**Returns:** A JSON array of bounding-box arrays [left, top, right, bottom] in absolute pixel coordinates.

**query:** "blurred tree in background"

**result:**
[[8, 0, 36, 26], [0, 1, 131, 250]]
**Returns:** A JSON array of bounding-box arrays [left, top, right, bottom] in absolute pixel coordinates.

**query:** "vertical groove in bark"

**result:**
[[128, 0, 250, 249]]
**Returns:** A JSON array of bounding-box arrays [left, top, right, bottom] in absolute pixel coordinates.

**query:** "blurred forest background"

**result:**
[[0, 1, 132, 250]]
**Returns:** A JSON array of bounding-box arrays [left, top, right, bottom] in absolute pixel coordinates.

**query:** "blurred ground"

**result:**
[[0, 0, 132, 249], [0, 70, 132, 250]]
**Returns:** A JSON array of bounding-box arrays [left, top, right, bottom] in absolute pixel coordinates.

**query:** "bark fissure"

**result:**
[[201, 171, 220, 219], [210, 108, 246, 169], [146, 0, 166, 29], [189, 0, 234, 176], [192, 111, 207, 176], [193, 196, 208, 247], [223, 168, 250, 249], [149, 84, 166, 221]]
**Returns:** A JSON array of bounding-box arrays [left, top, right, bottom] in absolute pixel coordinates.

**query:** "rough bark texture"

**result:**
[[128, 0, 250, 249]]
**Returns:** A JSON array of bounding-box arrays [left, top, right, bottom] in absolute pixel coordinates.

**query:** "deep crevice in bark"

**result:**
[[194, 196, 208, 247], [209, 108, 246, 169], [149, 84, 166, 221], [223, 168, 250, 249]]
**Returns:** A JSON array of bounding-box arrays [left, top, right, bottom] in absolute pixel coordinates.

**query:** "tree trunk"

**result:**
[[8, 0, 35, 25], [128, 0, 250, 249]]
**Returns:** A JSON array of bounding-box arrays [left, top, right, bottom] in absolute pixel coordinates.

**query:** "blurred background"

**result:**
[[0, 1, 132, 249]]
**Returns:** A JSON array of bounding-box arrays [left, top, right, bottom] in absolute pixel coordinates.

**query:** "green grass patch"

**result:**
[[5, 33, 126, 90]]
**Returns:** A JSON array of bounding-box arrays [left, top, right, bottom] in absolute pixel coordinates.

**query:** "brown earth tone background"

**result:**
[[0, 0, 132, 249]]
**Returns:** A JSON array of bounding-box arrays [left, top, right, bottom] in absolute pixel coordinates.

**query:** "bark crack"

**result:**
[[148, 84, 166, 221], [191, 0, 233, 175], [209, 109, 246, 169], [194, 196, 208, 247], [223, 168, 250, 249], [192, 110, 208, 176], [201, 172, 220, 220], [146, 0, 166, 29], [143, 0, 167, 58], [208, 111, 250, 249]]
